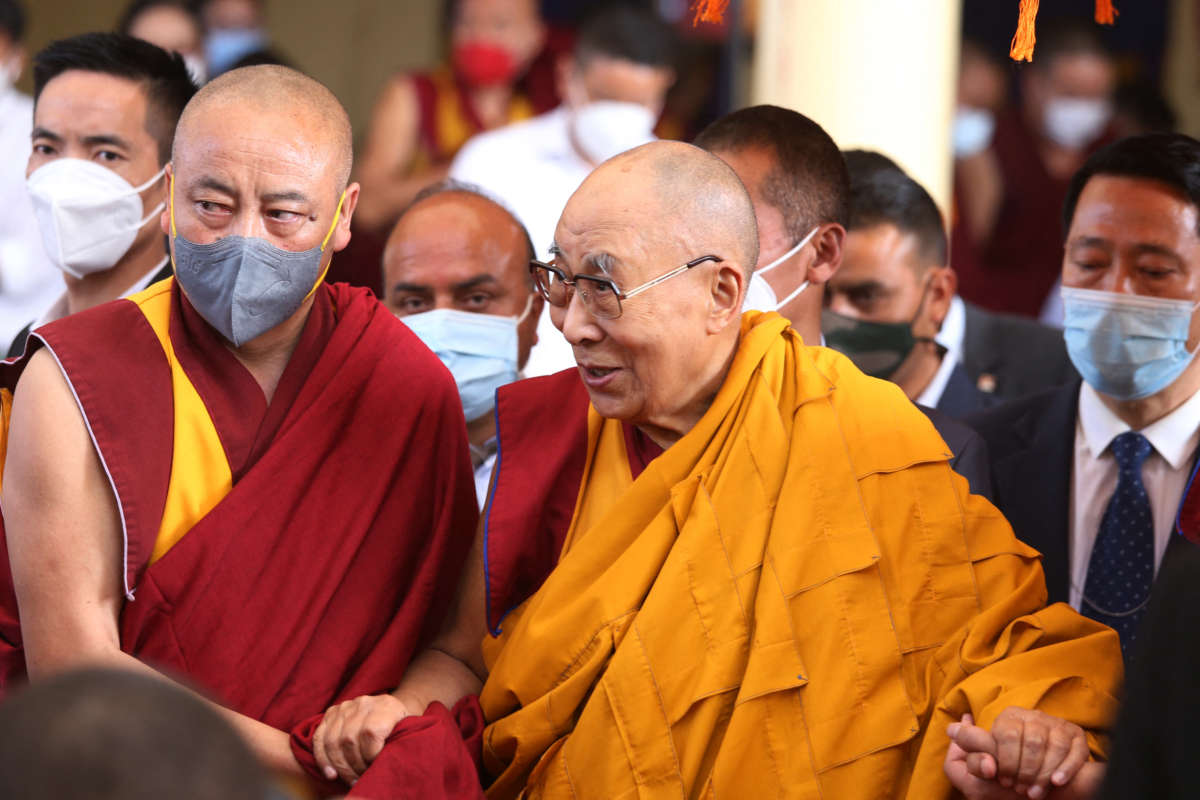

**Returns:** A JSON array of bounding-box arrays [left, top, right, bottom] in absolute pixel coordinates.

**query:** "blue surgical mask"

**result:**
[[1062, 286, 1200, 401], [205, 28, 267, 76], [400, 297, 533, 422]]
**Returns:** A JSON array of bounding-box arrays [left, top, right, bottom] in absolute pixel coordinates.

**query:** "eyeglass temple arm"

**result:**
[[621, 255, 723, 300]]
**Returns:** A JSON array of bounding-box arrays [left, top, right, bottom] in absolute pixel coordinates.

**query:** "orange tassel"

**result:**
[[690, 0, 730, 26], [1009, 0, 1040, 62], [1095, 0, 1118, 25]]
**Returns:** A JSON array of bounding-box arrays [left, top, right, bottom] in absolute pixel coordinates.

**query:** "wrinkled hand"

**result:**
[[313, 693, 417, 785], [944, 709, 1097, 799]]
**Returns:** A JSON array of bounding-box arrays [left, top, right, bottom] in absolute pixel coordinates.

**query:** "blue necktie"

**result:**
[[1081, 431, 1155, 661]]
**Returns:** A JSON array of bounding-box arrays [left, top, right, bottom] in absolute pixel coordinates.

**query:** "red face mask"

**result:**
[[452, 40, 519, 87]]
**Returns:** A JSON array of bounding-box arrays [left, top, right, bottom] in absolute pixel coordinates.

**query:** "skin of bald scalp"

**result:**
[[549, 140, 758, 448]]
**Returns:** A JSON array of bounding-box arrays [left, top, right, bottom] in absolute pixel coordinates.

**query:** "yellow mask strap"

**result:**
[[171, 180, 345, 300], [307, 189, 347, 300]]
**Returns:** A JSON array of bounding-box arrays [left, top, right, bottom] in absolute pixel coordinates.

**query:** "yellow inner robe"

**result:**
[[479, 312, 1122, 799]]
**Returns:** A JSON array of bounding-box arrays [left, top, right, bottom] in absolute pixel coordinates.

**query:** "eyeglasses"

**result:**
[[530, 255, 722, 320]]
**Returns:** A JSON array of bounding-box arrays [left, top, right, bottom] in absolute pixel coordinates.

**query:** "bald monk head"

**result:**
[[384, 181, 543, 441], [544, 140, 757, 446], [162, 64, 359, 347]]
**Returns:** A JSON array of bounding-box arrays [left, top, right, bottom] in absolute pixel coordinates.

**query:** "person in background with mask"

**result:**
[[6, 33, 194, 359], [953, 19, 1116, 320], [118, 0, 207, 86], [0, 64, 478, 794], [826, 151, 1071, 419], [695, 106, 992, 497], [450, 4, 676, 377], [353, 0, 547, 235], [383, 180, 542, 506], [968, 133, 1200, 674], [195, 0, 272, 78], [0, 0, 60, 355]]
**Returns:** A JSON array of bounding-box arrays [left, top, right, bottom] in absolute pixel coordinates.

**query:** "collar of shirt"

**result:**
[[915, 346, 959, 409], [33, 255, 170, 329], [934, 295, 966, 362], [1078, 380, 1200, 469]]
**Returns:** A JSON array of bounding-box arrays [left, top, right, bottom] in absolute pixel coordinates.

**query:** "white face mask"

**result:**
[[1043, 96, 1111, 149], [27, 158, 166, 279], [742, 226, 819, 314], [952, 106, 995, 158], [183, 53, 208, 86], [0, 56, 19, 94], [570, 100, 657, 165]]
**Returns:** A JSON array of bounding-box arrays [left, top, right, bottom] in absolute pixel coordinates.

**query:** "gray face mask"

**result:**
[[170, 189, 344, 346]]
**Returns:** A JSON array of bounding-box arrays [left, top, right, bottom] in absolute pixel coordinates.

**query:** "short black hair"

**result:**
[[694, 104, 849, 243], [574, 4, 676, 70], [843, 148, 948, 268], [33, 32, 197, 163], [0, 0, 23, 44], [1063, 133, 1200, 239], [117, 0, 203, 39], [1032, 17, 1113, 73]]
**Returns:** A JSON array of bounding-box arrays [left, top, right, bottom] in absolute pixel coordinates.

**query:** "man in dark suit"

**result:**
[[825, 151, 1073, 420], [969, 132, 1200, 663], [693, 106, 992, 498]]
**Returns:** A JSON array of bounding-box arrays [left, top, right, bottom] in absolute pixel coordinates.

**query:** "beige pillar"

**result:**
[[751, 0, 963, 213]]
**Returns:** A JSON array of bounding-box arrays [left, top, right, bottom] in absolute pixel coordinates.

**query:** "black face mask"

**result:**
[[821, 281, 936, 379]]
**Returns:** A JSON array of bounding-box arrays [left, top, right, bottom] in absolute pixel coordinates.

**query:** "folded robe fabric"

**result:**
[[478, 311, 1124, 799], [291, 697, 487, 799]]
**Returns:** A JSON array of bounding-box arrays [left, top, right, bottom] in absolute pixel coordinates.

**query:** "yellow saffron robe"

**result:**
[[479, 312, 1122, 799]]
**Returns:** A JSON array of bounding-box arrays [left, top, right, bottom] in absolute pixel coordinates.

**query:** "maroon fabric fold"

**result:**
[[291, 696, 486, 799]]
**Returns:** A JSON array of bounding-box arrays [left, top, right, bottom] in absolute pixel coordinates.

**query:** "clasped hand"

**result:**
[[944, 707, 1105, 800]]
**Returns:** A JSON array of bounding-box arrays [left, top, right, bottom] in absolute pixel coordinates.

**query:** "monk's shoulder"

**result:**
[[334, 284, 462, 407], [806, 346, 951, 475]]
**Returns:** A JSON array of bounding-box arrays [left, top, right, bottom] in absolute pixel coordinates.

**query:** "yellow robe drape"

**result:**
[[480, 312, 1122, 799]]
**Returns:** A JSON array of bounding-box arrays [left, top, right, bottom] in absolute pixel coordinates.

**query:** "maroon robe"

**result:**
[[0, 282, 478, 787], [483, 367, 661, 636]]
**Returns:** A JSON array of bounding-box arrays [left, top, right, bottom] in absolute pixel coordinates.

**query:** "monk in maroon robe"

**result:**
[[0, 65, 478, 795]]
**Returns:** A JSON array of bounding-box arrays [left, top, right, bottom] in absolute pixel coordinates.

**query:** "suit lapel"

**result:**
[[992, 382, 1080, 604]]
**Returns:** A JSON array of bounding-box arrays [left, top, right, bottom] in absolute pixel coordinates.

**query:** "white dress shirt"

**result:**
[[915, 345, 960, 409], [450, 107, 599, 378], [935, 295, 967, 363], [0, 87, 62, 347], [1068, 382, 1200, 609]]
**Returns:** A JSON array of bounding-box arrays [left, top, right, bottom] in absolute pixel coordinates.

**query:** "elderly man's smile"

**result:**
[[578, 361, 621, 387]]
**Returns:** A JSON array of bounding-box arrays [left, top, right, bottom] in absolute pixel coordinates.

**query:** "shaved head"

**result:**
[[551, 140, 758, 446], [581, 141, 759, 277], [175, 64, 353, 189]]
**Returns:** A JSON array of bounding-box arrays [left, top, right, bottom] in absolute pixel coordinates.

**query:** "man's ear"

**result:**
[[708, 259, 744, 333], [329, 182, 361, 253], [926, 266, 958, 331], [805, 222, 846, 285]]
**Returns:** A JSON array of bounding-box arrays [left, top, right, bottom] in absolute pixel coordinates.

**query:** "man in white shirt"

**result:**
[[449, 5, 675, 377], [382, 180, 542, 506], [6, 33, 196, 358], [0, 0, 60, 351], [971, 132, 1200, 662]]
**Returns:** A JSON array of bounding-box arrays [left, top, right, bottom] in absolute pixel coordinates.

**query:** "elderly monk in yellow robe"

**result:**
[[314, 141, 1123, 799]]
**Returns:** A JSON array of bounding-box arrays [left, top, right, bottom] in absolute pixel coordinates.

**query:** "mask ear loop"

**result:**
[[305, 189, 347, 301], [514, 292, 535, 323]]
